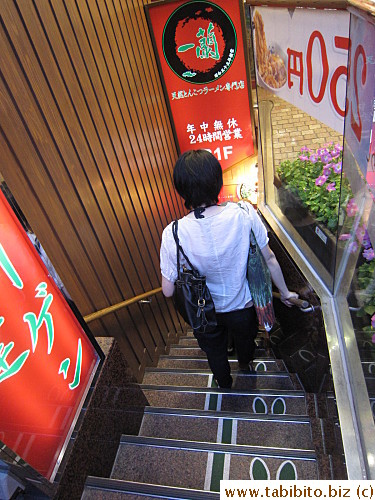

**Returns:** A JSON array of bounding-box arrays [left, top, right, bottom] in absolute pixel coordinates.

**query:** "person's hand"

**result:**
[[279, 291, 299, 307]]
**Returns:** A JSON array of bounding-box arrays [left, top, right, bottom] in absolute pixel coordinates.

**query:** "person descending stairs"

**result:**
[[82, 327, 343, 499]]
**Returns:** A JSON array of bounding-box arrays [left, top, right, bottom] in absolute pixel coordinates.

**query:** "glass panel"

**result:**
[[338, 8, 375, 424], [249, 3, 375, 474], [250, 5, 350, 292]]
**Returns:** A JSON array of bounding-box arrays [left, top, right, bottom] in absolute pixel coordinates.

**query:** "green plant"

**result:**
[[356, 259, 375, 317], [356, 259, 375, 344], [345, 226, 375, 343], [277, 144, 352, 232]]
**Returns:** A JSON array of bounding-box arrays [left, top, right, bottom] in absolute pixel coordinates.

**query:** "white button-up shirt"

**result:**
[[160, 201, 269, 313]]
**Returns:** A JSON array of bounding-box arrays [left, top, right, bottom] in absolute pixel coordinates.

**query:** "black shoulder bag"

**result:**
[[172, 220, 217, 334]]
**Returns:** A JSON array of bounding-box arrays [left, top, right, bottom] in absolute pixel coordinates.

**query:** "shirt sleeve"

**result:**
[[160, 222, 178, 282]]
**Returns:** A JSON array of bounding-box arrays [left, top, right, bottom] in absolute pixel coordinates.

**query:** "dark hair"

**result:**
[[173, 149, 223, 210]]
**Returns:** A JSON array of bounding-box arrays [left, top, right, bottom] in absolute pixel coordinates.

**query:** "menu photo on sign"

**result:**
[[146, 0, 256, 171], [0, 187, 103, 481], [251, 6, 350, 135]]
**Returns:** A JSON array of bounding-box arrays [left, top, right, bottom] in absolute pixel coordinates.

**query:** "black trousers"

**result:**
[[194, 306, 258, 388]]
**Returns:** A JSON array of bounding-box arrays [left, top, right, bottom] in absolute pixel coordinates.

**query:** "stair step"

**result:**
[[168, 346, 206, 357], [158, 356, 282, 371], [174, 337, 200, 346], [184, 330, 196, 338], [364, 377, 375, 394], [142, 368, 295, 391], [168, 346, 270, 358], [325, 392, 338, 418], [370, 398, 375, 422], [111, 435, 319, 490], [82, 477, 219, 499], [140, 407, 314, 450], [141, 385, 307, 415], [177, 335, 270, 347], [362, 361, 375, 375]]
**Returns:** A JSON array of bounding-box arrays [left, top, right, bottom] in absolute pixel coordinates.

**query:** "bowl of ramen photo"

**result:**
[[253, 11, 287, 91]]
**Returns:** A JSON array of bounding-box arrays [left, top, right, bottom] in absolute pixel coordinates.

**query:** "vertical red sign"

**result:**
[[0, 190, 101, 481], [146, 0, 255, 170]]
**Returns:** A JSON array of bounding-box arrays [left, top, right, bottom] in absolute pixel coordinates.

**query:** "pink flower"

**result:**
[[331, 150, 340, 159], [301, 146, 309, 152], [317, 148, 329, 156], [310, 154, 319, 163], [299, 155, 309, 161], [321, 153, 332, 164], [348, 241, 358, 253], [333, 162, 342, 174], [372, 314, 375, 329], [326, 182, 336, 192], [356, 225, 367, 244], [339, 233, 351, 240], [335, 144, 343, 152], [346, 198, 358, 217], [315, 175, 327, 186], [362, 229, 372, 249], [363, 247, 375, 261], [323, 164, 332, 175]]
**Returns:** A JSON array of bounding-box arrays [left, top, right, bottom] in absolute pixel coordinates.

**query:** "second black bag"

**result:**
[[172, 220, 217, 333]]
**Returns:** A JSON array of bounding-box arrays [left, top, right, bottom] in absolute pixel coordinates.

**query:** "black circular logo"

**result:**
[[162, 1, 237, 84]]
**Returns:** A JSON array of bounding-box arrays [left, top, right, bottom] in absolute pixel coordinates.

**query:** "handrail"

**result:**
[[272, 292, 310, 310], [83, 287, 163, 323], [83, 286, 310, 324]]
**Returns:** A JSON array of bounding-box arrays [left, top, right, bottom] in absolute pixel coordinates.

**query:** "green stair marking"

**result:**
[[250, 457, 270, 480], [209, 418, 234, 491], [272, 397, 286, 415], [210, 453, 225, 492], [207, 403, 234, 492], [277, 460, 297, 480], [209, 394, 218, 411], [222, 419, 233, 444], [255, 362, 266, 371], [253, 396, 267, 414], [209, 377, 219, 410]]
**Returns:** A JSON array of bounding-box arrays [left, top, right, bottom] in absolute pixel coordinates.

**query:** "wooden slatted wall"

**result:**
[[0, 0, 185, 379]]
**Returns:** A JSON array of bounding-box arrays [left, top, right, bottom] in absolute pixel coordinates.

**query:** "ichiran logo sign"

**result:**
[[162, 1, 237, 84]]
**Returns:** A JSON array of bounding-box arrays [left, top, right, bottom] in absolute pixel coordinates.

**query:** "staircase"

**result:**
[[81, 329, 344, 499]]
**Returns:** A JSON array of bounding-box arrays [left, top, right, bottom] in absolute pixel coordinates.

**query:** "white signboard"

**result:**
[[251, 7, 350, 134], [345, 13, 375, 178]]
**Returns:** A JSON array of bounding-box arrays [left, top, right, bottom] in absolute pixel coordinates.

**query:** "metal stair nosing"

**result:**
[[157, 355, 287, 372], [139, 383, 306, 399], [168, 344, 270, 352], [117, 434, 318, 461], [158, 354, 277, 362], [144, 367, 291, 377], [83, 476, 220, 499], [142, 405, 312, 424]]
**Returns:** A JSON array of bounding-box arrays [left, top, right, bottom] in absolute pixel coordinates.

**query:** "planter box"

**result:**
[[277, 183, 337, 275]]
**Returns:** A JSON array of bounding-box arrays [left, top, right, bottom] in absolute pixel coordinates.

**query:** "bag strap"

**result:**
[[172, 220, 198, 274], [249, 230, 258, 250], [237, 202, 258, 252]]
